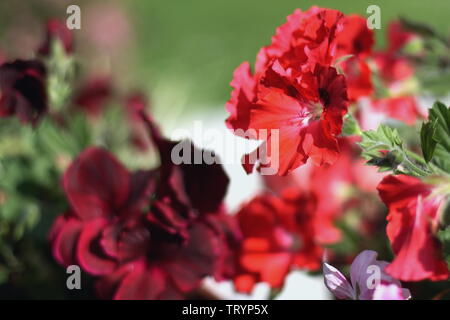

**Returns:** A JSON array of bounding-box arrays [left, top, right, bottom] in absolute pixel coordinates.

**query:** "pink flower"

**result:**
[[323, 250, 411, 300]]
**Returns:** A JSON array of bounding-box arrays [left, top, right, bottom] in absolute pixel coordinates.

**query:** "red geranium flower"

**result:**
[[264, 137, 388, 240], [0, 59, 47, 125], [358, 21, 424, 129], [232, 193, 323, 293], [225, 7, 382, 175], [377, 175, 450, 282]]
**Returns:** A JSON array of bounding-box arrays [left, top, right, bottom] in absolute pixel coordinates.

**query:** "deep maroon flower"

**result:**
[[0, 59, 47, 125], [50, 108, 238, 299], [124, 92, 152, 151]]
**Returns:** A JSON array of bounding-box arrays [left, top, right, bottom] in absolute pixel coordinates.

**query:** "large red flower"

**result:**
[[377, 175, 450, 282], [0, 60, 47, 125], [225, 7, 380, 175]]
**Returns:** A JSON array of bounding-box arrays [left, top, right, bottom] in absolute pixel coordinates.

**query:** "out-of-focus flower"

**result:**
[[84, 4, 132, 52], [0, 59, 47, 125], [72, 75, 113, 116], [323, 250, 411, 300], [38, 19, 73, 56], [50, 108, 238, 299], [232, 193, 323, 293], [377, 175, 450, 282], [387, 21, 417, 53], [357, 21, 424, 130], [49, 147, 156, 275], [124, 92, 152, 151], [264, 137, 387, 233]]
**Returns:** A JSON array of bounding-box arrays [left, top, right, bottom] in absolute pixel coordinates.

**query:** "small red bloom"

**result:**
[[387, 21, 416, 53], [374, 52, 414, 83], [73, 75, 113, 116], [335, 15, 374, 58], [377, 175, 450, 282], [232, 193, 323, 293], [124, 92, 152, 151], [372, 96, 422, 125], [38, 19, 73, 56], [0, 59, 47, 125]]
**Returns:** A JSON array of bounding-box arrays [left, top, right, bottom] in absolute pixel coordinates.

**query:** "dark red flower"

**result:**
[[73, 75, 112, 116], [49, 147, 155, 273], [0, 59, 47, 125], [50, 109, 238, 299], [38, 19, 73, 56], [377, 175, 450, 281], [124, 92, 152, 151]]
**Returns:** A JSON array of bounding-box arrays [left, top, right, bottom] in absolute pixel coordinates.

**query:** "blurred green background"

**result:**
[[0, 0, 449, 120]]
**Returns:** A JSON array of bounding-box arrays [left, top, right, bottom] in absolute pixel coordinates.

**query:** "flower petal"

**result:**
[[323, 262, 355, 300], [64, 147, 130, 221]]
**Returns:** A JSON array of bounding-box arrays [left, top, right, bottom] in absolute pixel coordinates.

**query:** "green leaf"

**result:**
[[45, 39, 76, 112], [420, 119, 438, 162], [428, 101, 450, 173], [359, 125, 430, 176], [35, 114, 91, 157], [341, 113, 361, 137], [437, 226, 450, 270]]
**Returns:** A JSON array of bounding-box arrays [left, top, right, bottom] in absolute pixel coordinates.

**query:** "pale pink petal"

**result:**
[[373, 284, 411, 300]]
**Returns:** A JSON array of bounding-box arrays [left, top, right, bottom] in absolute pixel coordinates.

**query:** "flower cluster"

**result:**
[[49, 108, 240, 299], [0, 4, 450, 301]]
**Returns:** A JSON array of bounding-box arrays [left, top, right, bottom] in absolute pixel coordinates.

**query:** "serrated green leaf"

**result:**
[[420, 119, 438, 162], [359, 125, 430, 176]]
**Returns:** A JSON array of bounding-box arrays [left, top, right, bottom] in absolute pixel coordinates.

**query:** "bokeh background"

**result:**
[[0, 0, 448, 299], [1, 0, 449, 123]]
